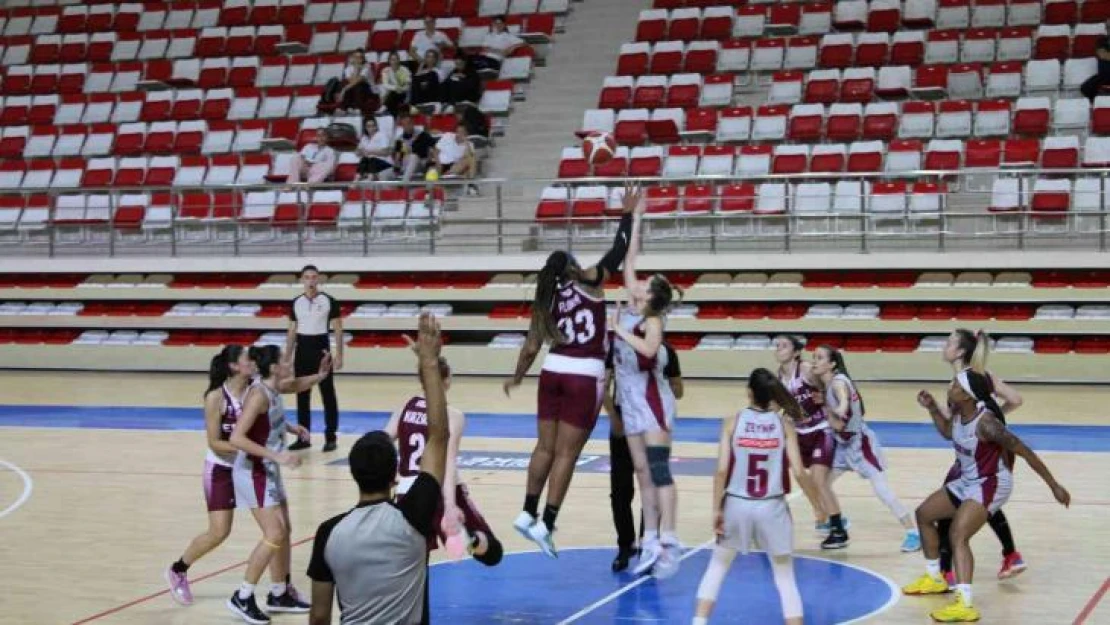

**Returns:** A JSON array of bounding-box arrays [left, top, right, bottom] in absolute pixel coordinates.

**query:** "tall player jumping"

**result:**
[[504, 184, 645, 556]]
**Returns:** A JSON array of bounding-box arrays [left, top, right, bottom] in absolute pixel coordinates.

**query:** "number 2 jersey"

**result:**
[[394, 395, 463, 496], [542, 280, 608, 379], [725, 407, 790, 500]]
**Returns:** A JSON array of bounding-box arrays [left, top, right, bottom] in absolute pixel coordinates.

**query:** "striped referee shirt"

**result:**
[[290, 292, 339, 336]]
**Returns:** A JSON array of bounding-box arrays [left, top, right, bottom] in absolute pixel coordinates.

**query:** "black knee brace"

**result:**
[[646, 445, 673, 487]]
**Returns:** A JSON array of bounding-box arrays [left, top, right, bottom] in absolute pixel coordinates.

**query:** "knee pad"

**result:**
[[646, 446, 674, 487]]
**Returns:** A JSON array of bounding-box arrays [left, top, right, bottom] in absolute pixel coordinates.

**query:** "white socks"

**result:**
[[956, 584, 973, 606], [238, 582, 255, 600], [271, 582, 287, 597], [692, 618, 709, 625], [770, 557, 804, 619], [661, 531, 680, 547], [925, 559, 941, 577]]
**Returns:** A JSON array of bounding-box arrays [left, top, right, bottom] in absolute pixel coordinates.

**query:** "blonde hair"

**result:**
[[954, 328, 990, 374]]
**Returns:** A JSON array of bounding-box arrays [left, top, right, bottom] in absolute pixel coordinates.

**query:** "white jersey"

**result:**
[[613, 311, 677, 435], [232, 380, 288, 509], [825, 373, 865, 440], [725, 407, 789, 500]]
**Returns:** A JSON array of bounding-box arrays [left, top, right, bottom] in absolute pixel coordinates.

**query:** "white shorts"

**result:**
[[232, 457, 286, 509], [719, 495, 793, 557], [946, 471, 1013, 515], [621, 402, 674, 437], [832, 426, 887, 479]]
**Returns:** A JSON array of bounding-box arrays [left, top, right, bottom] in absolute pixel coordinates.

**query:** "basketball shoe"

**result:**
[[930, 591, 980, 622], [227, 591, 271, 624], [164, 567, 193, 605], [903, 573, 950, 595], [998, 551, 1027, 579], [267, 585, 310, 613]]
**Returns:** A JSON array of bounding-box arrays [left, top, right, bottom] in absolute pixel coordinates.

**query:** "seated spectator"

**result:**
[[432, 123, 479, 196], [393, 113, 437, 182], [411, 50, 444, 112], [319, 49, 380, 115], [287, 132, 338, 186], [443, 56, 483, 112], [356, 118, 395, 181], [1081, 29, 1110, 102], [409, 17, 454, 65], [380, 51, 413, 116], [455, 103, 490, 143], [473, 16, 523, 74]]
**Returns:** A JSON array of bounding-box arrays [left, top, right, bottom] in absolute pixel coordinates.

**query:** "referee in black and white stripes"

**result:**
[[286, 264, 343, 452]]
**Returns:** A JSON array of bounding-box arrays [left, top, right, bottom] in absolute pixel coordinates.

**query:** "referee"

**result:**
[[286, 264, 343, 452]]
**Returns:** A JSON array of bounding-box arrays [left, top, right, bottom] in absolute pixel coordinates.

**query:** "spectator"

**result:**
[[473, 16, 523, 74], [356, 118, 395, 181], [411, 50, 444, 112], [393, 113, 437, 182], [409, 16, 454, 64], [1081, 28, 1110, 102], [320, 49, 379, 115], [456, 103, 490, 143], [380, 51, 413, 116], [443, 56, 482, 112], [432, 122, 479, 195], [287, 132, 337, 186], [307, 313, 448, 625]]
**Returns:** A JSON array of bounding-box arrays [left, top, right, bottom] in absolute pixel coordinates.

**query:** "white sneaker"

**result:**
[[526, 521, 558, 558], [512, 511, 536, 542], [632, 541, 661, 576], [652, 544, 681, 580]]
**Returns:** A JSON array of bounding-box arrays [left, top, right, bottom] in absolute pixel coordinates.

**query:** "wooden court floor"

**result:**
[[0, 371, 1107, 624]]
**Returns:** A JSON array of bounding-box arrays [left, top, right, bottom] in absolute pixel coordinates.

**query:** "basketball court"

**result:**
[[0, 371, 1107, 624]]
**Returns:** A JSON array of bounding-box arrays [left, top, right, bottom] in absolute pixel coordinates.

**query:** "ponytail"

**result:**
[[205, 345, 244, 397], [749, 367, 804, 422], [954, 328, 989, 374], [959, 369, 1007, 424], [534, 251, 570, 344], [248, 344, 282, 379]]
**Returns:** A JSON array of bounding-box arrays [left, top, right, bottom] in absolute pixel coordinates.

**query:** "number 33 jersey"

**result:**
[[726, 407, 790, 500], [545, 281, 608, 373]]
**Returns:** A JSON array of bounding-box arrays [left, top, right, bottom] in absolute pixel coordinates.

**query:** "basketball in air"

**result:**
[[582, 132, 617, 166]]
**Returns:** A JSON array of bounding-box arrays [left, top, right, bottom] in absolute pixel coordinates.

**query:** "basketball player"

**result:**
[[165, 345, 254, 605], [504, 184, 645, 557], [934, 329, 1027, 584], [773, 335, 850, 550], [384, 350, 504, 566], [811, 345, 921, 552], [609, 219, 684, 579], [605, 340, 683, 572], [692, 368, 817, 625], [227, 345, 331, 624], [903, 368, 1070, 623]]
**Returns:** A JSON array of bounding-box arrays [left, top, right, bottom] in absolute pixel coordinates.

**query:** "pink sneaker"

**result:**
[[943, 571, 957, 588], [165, 567, 194, 606]]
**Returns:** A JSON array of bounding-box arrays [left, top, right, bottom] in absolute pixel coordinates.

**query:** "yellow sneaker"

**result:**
[[930, 593, 981, 622], [903, 573, 950, 595]]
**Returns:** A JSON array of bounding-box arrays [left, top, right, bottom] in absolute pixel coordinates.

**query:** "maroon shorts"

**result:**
[[203, 460, 236, 512], [797, 428, 834, 469], [537, 370, 604, 432]]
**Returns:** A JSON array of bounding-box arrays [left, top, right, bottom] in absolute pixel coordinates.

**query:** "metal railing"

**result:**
[[1, 168, 1109, 258]]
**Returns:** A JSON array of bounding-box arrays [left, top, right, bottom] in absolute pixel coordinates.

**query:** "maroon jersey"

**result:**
[[547, 281, 608, 361], [218, 384, 243, 440], [781, 364, 827, 431], [396, 395, 430, 482]]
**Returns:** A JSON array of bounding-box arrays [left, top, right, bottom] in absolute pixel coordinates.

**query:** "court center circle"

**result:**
[[430, 546, 897, 624]]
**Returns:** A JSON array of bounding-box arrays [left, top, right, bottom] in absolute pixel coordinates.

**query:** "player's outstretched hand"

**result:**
[[621, 182, 644, 216], [415, 313, 441, 365], [275, 451, 303, 468], [502, 378, 520, 398], [1052, 483, 1071, 508], [713, 510, 724, 537], [317, 352, 333, 377]]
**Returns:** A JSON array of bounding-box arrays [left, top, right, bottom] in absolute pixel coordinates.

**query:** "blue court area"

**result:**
[[429, 547, 896, 624], [1, 404, 1108, 452]]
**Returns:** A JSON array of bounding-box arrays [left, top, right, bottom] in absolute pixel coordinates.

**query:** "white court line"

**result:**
[[556, 539, 714, 625], [0, 459, 33, 520]]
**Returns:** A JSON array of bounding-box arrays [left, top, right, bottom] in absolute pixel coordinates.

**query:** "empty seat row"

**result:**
[[535, 181, 947, 221], [0, 187, 445, 234], [990, 177, 1110, 214], [597, 74, 729, 110], [0, 301, 83, 315]]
